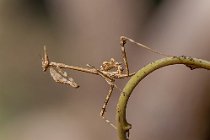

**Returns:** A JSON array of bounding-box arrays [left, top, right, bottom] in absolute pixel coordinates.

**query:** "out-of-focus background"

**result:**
[[0, 0, 210, 140]]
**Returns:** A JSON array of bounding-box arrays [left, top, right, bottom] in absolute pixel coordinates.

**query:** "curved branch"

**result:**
[[116, 56, 210, 140]]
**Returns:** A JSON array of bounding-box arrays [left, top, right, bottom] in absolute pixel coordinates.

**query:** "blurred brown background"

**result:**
[[0, 0, 210, 140]]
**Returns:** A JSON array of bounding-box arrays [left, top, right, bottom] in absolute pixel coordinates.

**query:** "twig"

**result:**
[[116, 56, 210, 140]]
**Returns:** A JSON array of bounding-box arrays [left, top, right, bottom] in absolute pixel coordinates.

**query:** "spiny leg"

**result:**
[[100, 84, 114, 117], [100, 84, 117, 129], [100, 82, 125, 130], [86, 64, 117, 129], [120, 36, 129, 76]]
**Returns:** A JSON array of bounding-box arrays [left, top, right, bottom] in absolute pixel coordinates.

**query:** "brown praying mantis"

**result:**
[[41, 36, 170, 129]]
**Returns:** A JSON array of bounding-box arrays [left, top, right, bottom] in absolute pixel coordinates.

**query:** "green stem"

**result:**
[[116, 56, 210, 140]]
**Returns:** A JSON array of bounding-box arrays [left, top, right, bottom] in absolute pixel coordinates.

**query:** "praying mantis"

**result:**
[[41, 36, 170, 129]]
